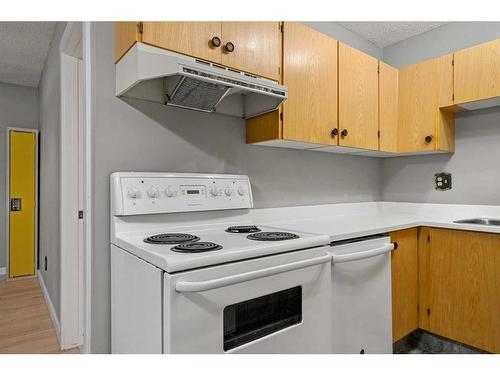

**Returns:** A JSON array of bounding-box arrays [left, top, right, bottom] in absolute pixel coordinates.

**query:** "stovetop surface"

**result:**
[[113, 223, 330, 273]]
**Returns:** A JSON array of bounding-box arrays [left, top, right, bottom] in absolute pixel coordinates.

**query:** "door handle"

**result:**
[[332, 243, 395, 264], [175, 253, 331, 293], [10, 198, 22, 212]]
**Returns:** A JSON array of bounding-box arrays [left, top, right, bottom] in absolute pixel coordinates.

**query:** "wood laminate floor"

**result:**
[[0, 277, 79, 354]]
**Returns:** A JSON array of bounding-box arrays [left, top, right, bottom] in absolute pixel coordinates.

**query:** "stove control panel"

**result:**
[[111, 172, 253, 215]]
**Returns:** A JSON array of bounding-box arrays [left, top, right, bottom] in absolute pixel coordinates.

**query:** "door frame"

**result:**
[[59, 21, 92, 352], [4, 127, 39, 280]]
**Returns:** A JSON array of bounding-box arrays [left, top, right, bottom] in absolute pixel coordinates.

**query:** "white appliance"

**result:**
[[116, 43, 288, 118], [110, 172, 332, 354], [330, 236, 395, 354]]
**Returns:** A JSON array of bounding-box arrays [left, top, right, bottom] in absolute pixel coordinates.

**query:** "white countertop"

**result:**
[[248, 201, 500, 241]]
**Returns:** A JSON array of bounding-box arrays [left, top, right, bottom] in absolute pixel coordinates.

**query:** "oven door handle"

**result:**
[[175, 253, 332, 293], [332, 243, 395, 264]]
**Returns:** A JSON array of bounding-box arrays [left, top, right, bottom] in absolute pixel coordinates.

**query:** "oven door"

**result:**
[[164, 247, 332, 353]]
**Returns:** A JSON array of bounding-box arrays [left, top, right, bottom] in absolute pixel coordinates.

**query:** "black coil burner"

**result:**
[[247, 232, 300, 241], [226, 225, 262, 233], [144, 233, 200, 245], [171, 242, 223, 253]]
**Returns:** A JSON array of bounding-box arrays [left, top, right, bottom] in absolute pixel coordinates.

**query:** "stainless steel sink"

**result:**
[[453, 218, 500, 226]]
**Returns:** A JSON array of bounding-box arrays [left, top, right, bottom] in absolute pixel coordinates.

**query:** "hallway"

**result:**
[[0, 278, 79, 354]]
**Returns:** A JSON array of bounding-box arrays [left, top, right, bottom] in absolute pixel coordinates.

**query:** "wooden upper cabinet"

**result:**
[[246, 22, 338, 147], [454, 39, 500, 105], [390, 228, 418, 343], [419, 228, 500, 353], [398, 54, 454, 153], [141, 22, 222, 64], [338, 43, 379, 151], [221, 22, 281, 81], [282, 22, 338, 145], [379, 62, 399, 153]]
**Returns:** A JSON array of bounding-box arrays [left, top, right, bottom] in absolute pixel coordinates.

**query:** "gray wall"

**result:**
[[0, 82, 38, 272], [90, 22, 383, 353], [381, 22, 500, 204], [38, 22, 66, 318]]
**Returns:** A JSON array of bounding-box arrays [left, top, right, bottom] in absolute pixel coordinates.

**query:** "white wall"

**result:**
[[381, 22, 500, 204], [89, 21, 384, 353], [0, 82, 38, 272], [38, 22, 66, 319]]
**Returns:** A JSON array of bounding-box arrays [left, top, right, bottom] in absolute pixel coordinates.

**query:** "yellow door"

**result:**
[[9, 130, 36, 278]]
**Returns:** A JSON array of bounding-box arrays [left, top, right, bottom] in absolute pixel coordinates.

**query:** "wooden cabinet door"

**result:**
[[454, 39, 500, 104], [398, 55, 454, 153], [419, 228, 500, 353], [338, 43, 379, 151], [141, 22, 222, 63], [379, 62, 398, 153], [282, 22, 338, 146], [390, 228, 418, 342], [220, 22, 281, 81]]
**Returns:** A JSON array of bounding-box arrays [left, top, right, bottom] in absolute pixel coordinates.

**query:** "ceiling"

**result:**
[[0, 22, 56, 87], [338, 22, 449, 48]]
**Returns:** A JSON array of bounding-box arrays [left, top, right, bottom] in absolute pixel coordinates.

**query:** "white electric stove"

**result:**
[[110, 172, 332, 354]]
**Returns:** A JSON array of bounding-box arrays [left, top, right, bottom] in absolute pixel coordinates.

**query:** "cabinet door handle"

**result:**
[[341, 129, 348, 137], [425, 135, 433, 143], [225, 42, 235, 53], [331, 128, 339, 137], [210, 36, 221, 48]]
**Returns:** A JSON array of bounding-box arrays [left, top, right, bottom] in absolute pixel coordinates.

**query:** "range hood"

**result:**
[[116, 43, 288, 118]]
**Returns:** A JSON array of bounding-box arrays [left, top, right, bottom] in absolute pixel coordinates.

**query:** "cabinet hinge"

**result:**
[[452, 93, 455, 101], [417, 305, 420, 313], [280, 23, 283, 33], [452, 58, 454, 66], [280, 112, 284, 121], [377, 130, 380, 138], [427, 234, 431, 243], [78, 210, 84, 219], [377, 65, 380, 74], [427, 308, 431, 316], [138, 22, 144, 34]]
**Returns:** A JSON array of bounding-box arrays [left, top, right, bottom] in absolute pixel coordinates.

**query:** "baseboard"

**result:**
[[37, 271, 61, 347], [0, 267, 5, 279]]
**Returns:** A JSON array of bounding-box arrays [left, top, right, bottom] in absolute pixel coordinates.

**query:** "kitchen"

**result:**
[[1, 0, 500, 371]]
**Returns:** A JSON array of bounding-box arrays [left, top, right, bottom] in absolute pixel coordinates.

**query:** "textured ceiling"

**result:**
[[338, 22, 449, 48], [0, 22, 56, 87]]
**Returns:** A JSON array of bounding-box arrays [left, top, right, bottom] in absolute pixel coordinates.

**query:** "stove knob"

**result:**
[[147, 186, 160, 199], [237, 186, 246, 196], [127, 188, 140, 199], [224, 187, 233, 196], [210, 187, 221, 197], [165, 186, 176, 198]]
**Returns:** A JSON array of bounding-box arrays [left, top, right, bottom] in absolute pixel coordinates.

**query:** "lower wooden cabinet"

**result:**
[[390, 228, 418, 342], [418, 227, 500, 353]]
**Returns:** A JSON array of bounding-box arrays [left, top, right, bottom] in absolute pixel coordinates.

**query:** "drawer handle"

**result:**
[[341, 129, 348, 137], [225, 42, 235, 53], [175, 253, 331, 293], [332, 243, 395, 264], [210, 36, 221, 48], [425, 135, 433, 143], [331, 128, 339, 137]]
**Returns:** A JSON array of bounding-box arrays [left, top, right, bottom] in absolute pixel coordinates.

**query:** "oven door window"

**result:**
[[223, 286, 302, 351]]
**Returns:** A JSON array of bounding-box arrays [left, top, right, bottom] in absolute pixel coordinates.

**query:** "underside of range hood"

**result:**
[[116, 43, 288, 118]]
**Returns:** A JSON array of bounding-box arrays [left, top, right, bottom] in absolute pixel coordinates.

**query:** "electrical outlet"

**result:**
[[435, 172, 452, 191], [44, 256, 47, 271]]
